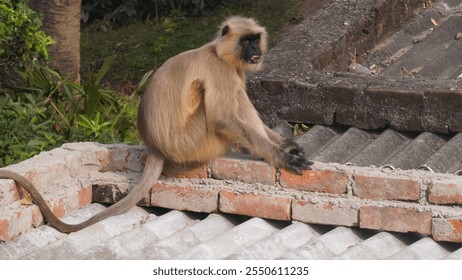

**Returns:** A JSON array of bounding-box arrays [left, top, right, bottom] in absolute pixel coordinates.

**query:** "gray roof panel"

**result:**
[[384, 132, 447, 170], [310, 127, 375, 164], [418, 132, 462, 173], [293, 124, 462, 175], [386, 237, 452, 260], [347, 129, 412, 167], [2, 205, 462, 260], [226, 222, 319, 260], [174, 217, 279, 260], [334, 232, 408, 260]]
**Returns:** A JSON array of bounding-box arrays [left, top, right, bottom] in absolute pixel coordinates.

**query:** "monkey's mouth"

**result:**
[[248, 55, 261, 64]]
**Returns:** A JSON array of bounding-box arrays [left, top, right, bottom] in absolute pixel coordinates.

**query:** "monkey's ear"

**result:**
[[221, 25, 230, 37]]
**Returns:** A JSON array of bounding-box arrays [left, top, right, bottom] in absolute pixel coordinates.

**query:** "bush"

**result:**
[[81, 0, 222, 26], [0, 0, 141, 167], [0, 60, 141, 167], [0, 94, 63, 166], [0, 0, 54, 81]]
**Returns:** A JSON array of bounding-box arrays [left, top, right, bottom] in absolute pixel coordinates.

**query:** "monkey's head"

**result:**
[[216, 16, 268, 72]]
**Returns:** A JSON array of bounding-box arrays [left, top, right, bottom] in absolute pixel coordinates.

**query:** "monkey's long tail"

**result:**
[[0, 153, 164, 233]]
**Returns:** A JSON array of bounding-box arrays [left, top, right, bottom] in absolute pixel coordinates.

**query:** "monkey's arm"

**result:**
[[212, 90, 311, 174], [264, 126, 307, 159], [264, 126, 284, 145], [238, 90, 309, 162], [215, 116, 310, 174]]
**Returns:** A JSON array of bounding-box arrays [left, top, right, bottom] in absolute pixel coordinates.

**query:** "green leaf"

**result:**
[[95, 54, 116, 85]]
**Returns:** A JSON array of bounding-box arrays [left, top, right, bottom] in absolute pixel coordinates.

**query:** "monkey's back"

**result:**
[[137, 42, 241, 163]]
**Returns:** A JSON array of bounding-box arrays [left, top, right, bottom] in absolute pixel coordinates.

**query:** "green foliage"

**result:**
[[81, 0, 301, 88], [81, 55, 118, 117], [156, 0, 221, 16], [0, 60, 140, 167], [0, 0, 54, 76], [81, 0, 222, 26], [16, 63, 82, 134], [77, 113, 111, 139], [0, 94, 63, 166]]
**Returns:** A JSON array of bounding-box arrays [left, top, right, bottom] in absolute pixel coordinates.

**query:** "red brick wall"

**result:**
[[1, 143, 462, 242]]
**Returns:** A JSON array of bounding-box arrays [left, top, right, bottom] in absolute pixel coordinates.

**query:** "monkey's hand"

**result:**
[[281, 141, 314, 175]]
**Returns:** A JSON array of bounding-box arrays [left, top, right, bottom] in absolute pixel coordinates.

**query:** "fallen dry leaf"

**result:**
[[20, 193, 33, 205], [430, 17, 438, 26]]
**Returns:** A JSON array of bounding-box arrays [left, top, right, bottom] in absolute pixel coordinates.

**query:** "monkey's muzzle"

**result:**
[[249, 55, 261, 64]]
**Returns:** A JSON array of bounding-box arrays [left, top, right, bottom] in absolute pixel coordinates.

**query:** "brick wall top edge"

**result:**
[[4, 143, 461, 185], [312, 161, 462, 182]]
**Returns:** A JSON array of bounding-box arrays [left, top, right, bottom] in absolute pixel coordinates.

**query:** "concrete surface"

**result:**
[[248, 0, 462, 133]]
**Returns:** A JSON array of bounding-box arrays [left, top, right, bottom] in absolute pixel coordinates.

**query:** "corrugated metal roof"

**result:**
[[291, 125, 462, 174], [1, 204, 461, 260]]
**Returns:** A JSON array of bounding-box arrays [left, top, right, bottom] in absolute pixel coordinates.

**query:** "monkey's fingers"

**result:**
[[284, 164, 302, 175], [295, 157, 314, 171], [285, 155, 314, 175]]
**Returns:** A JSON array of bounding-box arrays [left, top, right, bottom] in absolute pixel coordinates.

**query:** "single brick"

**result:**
[[162, 162, 208, 179], [432, 218, 462, 243], [78, 185, 93, 207], [292, 199, 358, 226], [429, 181, 462, 204], [151, 180, 219, 213], [354, 173, 420, 201], [51, 198, 66, 218], [22, 163, 67, 190], [219, 190, 291, 221], [0, 206, 37, 241], [211, 156, 276, 185], [94, 145, 146, 173], [94, 149, 111, 169], [15, 210, 33, 235], [0, 219, 9, 241], [280, 169, 348, 194], [31, 205, 43, 227], [360, 206, 431, 234], [0, 179, 20, 207]]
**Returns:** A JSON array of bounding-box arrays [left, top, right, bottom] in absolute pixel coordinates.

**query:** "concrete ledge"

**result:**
[[250, 74, 462, 133], [2, 143, 462, 242], [248, 0, 462, 133]]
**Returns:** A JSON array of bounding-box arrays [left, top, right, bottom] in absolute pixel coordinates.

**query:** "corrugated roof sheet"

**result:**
[[1, 204, 461, 260], [291, 125, 462, 174]]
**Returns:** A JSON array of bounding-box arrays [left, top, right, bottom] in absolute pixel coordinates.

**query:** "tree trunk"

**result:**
[[29, 0, 81, 83]]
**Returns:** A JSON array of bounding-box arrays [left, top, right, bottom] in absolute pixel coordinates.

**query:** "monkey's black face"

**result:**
[[239, 34, 262, 64]]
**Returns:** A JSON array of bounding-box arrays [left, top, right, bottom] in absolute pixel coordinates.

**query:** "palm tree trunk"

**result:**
[[29, 0, 81, 83]]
